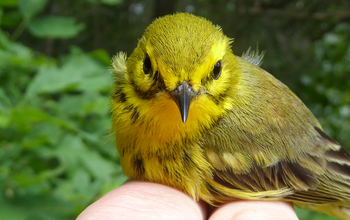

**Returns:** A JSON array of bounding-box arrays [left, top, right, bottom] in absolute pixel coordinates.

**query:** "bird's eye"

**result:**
[[143, 55, 152, 74], [212, 60, 222, 80]]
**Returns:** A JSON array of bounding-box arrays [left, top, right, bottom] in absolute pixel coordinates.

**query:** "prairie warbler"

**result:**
[[111, 13, 350, 219]]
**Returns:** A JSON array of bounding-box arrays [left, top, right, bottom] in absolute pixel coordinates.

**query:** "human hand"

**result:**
[[77, 180, 298, 220]]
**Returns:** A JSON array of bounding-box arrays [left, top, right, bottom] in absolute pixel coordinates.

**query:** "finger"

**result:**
[[77, 180, 207, 220], [209, 200, 298, 220]]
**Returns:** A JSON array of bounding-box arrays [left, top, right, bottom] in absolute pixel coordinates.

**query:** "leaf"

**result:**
[[0, 193, 75, 220], [55, 135, 86, 168], [79, 149, 116, 180], [1, 10, 22, 28], [77, 73, 112, 93], [58, 94, 86, 117], [25, 50, 107, 95], [12, 167, 64, 187], [89, 49, 112, 66], [0, 88, 12, 110], [86, 0, 123, 5], [22, 122, 64, 148], [55, 134, 115, 180], [0, 0, 18, 7], [83, 94, 110, 116], [18, 0, 48, 19], [0, 113, 11, 129], [59, 93, 110, 117], [295, 206, 339, 220], [0, 30, 33, 59], [28, 16, 85, 39], [52, 167, 101, 209], [101, 0, 123, 6]]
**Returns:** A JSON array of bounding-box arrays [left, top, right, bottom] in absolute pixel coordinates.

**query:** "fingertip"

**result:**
[[77, 180, 207, 220], [209, 200, 298, 220]]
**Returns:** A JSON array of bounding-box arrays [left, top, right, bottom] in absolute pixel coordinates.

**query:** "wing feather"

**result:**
[[201, 57, 350, 211]]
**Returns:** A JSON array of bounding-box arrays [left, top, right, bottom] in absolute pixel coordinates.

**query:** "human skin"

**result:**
[[77, 180, 299, 220]]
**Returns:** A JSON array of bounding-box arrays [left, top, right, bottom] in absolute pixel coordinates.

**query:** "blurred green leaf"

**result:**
[[83, 94, 110, 116], [0, 0, 18, 7], [22, 123, 64, 148], [1, 10, 22, 28], [295, 206, 338, 220], [0, 88, 12, 109], [86, 0, 123, 5], [59, 94, 86, 117], [101, 0, 123, 6], [58, 93, 110, 117], [26, 49, 107, 95], [55, 135, 86, 168], [78, 73, 112, 93], [0, 114, 11, 128], [28, 16, 85, 39], [89, 49, 112, 66], [0, 193, 74, 220], [0, 30, 33, 59], [18, 0, 48, 19]]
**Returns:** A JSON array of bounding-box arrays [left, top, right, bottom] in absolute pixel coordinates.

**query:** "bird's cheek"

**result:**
[[186, 95, 224, 126]]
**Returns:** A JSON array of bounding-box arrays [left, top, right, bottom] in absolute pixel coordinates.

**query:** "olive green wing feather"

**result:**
[[202, 57, 350, 212]]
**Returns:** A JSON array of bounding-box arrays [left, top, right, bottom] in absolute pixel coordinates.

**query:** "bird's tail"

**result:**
[[291, 144, 350, 220]]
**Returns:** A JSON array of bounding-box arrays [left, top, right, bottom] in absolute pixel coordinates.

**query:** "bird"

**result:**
[[111, 12, 350, 219]]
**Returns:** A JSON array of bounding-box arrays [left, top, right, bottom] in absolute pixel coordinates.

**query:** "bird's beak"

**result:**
[[170, 81, 195, 123]]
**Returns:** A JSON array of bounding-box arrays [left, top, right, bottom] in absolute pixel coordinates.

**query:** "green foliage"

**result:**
[[28, 16, 85, 39], [88, 0, 123, 5], [300, 23, 350, 148], [0, 32, 126, 218], [295, 206, 337, 220], [18, 0, 49, 19], [0, 1, 125, 219]]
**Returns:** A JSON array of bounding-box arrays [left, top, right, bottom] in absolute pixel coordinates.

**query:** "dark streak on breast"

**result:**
[[113, 89, 127, 103], [132, 154, 145, 176]]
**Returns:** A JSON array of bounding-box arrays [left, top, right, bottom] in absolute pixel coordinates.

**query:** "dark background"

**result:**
[[0, 0, 349, 219]]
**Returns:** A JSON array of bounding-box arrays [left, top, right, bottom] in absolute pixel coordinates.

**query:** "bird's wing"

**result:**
[[202, 57, 350, 204]]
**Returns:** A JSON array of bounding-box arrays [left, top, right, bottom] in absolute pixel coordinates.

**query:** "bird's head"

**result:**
[[123, 13, 239, 126]]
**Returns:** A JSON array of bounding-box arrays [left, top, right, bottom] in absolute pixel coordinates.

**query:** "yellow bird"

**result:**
[[111, 13, 350, 219]]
